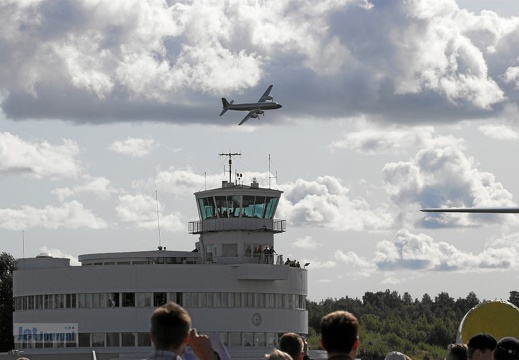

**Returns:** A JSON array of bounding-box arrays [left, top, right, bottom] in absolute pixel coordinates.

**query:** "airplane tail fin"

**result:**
[[219, 98, 233, 116]]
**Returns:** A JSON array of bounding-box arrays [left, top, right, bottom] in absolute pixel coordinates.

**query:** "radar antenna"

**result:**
[[219, 151, 241, 183]]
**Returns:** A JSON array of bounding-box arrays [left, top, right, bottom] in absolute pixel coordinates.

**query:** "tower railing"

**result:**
[[188, 218, 286, 234]]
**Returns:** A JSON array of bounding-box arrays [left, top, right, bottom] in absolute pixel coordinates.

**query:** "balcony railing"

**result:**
[[188, 218, 286, 234]]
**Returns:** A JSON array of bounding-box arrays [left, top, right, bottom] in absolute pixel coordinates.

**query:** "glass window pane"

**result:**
[[154, 292, 166, 307], [266, 333, 277, 346], [138, 333, 151, 347], [243, 333, 253, 347], [199, 293, 207, 307], [78, 333, 90, 347], [92, 333, 105, 347], [107, 333, 120, 347], [229, 333, 241, 347], [219, 332, 228, 346], [121, 333, 135, 347], [137, 293, 152, 307], [122, 293, 135, 307], [213, 293, 221, 307], [221, 293, 228, 307], [264, 197, 278, 219], [255, 333, 266, 346]]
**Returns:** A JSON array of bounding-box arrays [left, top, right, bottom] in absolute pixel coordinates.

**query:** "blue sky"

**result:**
[[2, 0, 519, 302]]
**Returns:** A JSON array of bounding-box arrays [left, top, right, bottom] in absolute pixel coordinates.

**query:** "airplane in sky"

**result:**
[[219, 85, 282, 125]]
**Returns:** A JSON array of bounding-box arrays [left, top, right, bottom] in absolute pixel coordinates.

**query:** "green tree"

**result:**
[[509, 291, 519, 307], [0, 252, 15, 351]]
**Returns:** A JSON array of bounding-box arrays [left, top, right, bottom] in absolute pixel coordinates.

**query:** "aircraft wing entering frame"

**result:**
[[421, 207, 519, 213], [258, 85, 274, 102]]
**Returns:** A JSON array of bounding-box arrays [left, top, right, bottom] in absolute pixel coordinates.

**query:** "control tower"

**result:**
[[189, 153, 286, 265]]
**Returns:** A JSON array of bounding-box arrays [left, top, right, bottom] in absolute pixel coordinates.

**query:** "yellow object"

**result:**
[[457, 300, 519, 343]]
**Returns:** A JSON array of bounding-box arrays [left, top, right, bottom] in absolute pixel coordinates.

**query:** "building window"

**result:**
[[137, 293, 152, 307], [154, 292, 167, 307], [229, 332, 241, 347], [122, 293, 135, 307], [243, 333, 253, 347], [138, 333, 151, 347], [121, 333, 135, 347], [267, 333, 277, 346], [78, 333, 90, 347], [255, 333, 266, 346], [92, 333, 105, 347], [66, 294, 76, 308], [107, 333, 120, 347]]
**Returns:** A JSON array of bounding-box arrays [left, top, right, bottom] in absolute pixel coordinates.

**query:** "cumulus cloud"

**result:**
[[333, 229, 519, 276], [115, 193, 184, 232], [52, 176, 118, 201], [291, 236, 322, 250], [478, 124, 519, 140], [2, 0, 519, 123], [335, 249, 376, 276], [277, 176, 395, 231], [110, 137, 159, 157], [39, 246, 80, 266], [0, 132, 80, 178], [375, 229, 518, 271], [0, 201, 107, 230], [382, 137, 518, 228]]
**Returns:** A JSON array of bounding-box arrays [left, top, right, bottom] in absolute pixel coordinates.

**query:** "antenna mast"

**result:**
[[268, 154, 277, 189], [219, 151, 241, 183], [155, 190, 162, 249]]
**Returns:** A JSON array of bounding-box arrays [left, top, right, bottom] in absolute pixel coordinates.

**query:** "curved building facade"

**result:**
[[11, 176, 308, 360]]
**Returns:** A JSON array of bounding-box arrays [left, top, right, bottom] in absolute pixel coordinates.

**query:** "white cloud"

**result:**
[[115, 193, 184, 232], [374, 229, 518, 271], [277, 176, 395, 231], [330, 126, 437, 155], [2, 0, 519, 123], [291, 236, 322, 250], [39, 246, 80, 266], [382, 138, 518, 228], [0, 132, 80, 178], [332, 229, 519, 276], [52, 176, 118, 201], [110, 137, 159, 157], [478, 124, 519, 140], [0, 201, 107, 230]]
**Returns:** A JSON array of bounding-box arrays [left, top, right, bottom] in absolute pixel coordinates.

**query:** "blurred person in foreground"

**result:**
[[279, 332, 304, 360], [146, 301, 219, 360], [494, 337, 519, 360], [467, 333, 497, 360], [320, 311, 359, 360], [446, 343, 468, 360]]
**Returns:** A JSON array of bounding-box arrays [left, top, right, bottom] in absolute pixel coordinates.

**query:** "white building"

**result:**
[[10, 174, 308, 360]]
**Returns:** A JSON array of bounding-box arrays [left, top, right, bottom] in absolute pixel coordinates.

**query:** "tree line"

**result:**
[[306, 289, 519, 360]]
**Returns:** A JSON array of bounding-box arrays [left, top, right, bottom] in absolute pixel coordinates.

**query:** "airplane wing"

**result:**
[[258, 85, 274, 102], [421, 208, 519, 213], [238, 111, 256, 125]]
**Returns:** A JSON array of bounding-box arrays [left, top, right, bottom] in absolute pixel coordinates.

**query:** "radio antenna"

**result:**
[[155, 189, 162, 249], [219, 151, 241, 183], [268, 154, 277, 189]]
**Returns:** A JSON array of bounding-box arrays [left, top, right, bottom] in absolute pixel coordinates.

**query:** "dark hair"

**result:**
[[150, 302, 191, 350], [279, 333, 304, 360], [320, 311, 359, 353], [447, 343, 468, 360]]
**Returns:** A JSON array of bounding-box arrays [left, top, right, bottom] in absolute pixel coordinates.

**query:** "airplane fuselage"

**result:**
[[226, 102, 282, 111]]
